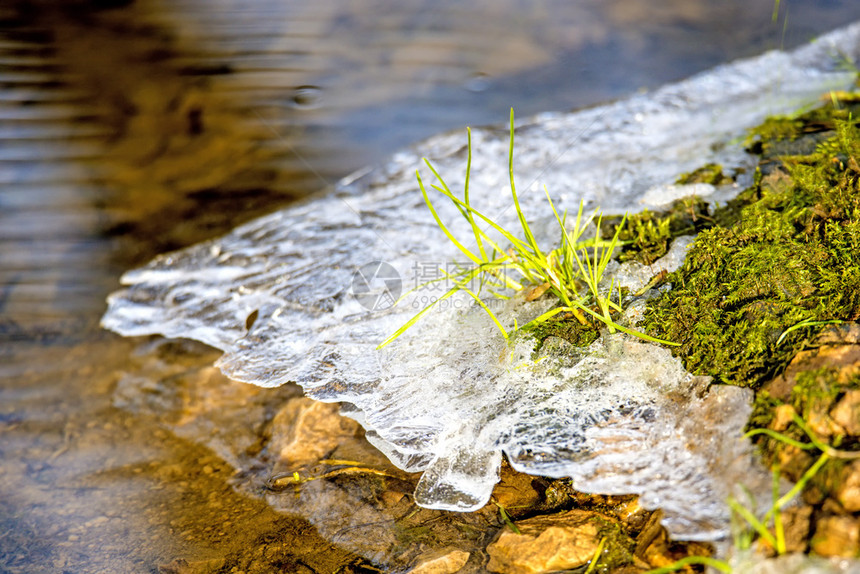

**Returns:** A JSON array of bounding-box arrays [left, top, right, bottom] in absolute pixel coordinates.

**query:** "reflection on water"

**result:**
[[2, 0, 860, 571]]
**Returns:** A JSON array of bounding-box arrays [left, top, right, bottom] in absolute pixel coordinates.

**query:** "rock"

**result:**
[[113, 338, 300, 470], [729, 550, 858, 574], [486, 510, 604, 574], [611, 498, 651, 534], [635, 511, 672, 569], [811, 515, 860, 557], [755, 506, 812, 555], [836, 460, 860, 513], [771, 404, 797, 432], [268, 398, 360, 469], [831, 390, 860, 436], [814, 323, 860, 346], [492, 463, 541, 517], [780, 505, 813, 554], [762, 335, 860, 404], [408, 548, 470, 574]]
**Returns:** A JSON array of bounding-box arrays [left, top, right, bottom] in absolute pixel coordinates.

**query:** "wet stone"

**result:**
[[408, 548, 471, 574], [492, 461, 541, 517], [112, 337, 300, 470], [811, 515, 860, 558], [486, 510, 606, 574], [836, 460, 860, 513], [612, 498, 651, 535], [831, 390, 860, 436], [771, 404, 796, 432], [780, 506, 813, 555], [268, 397, 360, 471], [729, 551, 858, 574]]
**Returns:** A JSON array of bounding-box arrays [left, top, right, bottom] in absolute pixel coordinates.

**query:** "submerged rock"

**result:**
[[101, 23, 860, 542], [269, 397, 360, 470], [486, 510, 608, 574], [408, 549, 471, 574]]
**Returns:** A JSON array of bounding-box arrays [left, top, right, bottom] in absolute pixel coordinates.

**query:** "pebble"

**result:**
[[831, 390, 860, 436], [268, 397, 360, 469], [811, 515, 860, 557], [837, 460, 860, 513], [486, 510, 603, 574], [409, 549, 470, 574]]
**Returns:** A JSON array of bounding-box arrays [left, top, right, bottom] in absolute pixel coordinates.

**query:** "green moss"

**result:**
[[744, 116, 806, 155], [604, 197, 711, 266], [641, 110, 860, 388], [524, 315, 600, 354], [792, 368, 846, 420], [590, 516, 636, 572], [675, 163, 734, 185]]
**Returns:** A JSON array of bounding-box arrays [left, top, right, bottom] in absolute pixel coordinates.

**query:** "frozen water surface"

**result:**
[[103, 24, 860, 540]]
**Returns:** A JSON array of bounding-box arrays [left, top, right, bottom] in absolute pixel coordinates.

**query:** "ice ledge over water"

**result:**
[[102, 24, 860, 540]]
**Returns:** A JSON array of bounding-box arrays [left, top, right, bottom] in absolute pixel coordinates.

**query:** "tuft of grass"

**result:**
[[377, 110, 677, 350], [648, 418, 858, 574]]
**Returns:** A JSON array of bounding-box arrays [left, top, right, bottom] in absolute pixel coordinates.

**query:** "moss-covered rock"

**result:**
[[603, 197, 711, 266], [675, 163, 734, 186], [642, 104, 860, 388]]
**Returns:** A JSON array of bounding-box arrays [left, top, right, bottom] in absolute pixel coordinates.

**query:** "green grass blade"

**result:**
[[519, 306, 578, 330], [493, 501, 521, 534], [377, 286, 459, 349], [769, 453, 830, 518], [776, 318, 843, 345], [743, 428, 816, 450], [728, 496, 778, 550], [417, 170, 482, 266], [571, 303, 679, 346], [426, 179, 553, 287], [583, 537, 606, 574], [428, 177, 533, 255], [423, 158, 471, 221], [442, 269, 509, 339], [464, 128, 488, 261], [507, 108, 544, 260], [772, 465, 786, 554]]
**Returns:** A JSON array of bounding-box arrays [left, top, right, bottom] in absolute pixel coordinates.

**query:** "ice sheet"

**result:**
[[102, 23, 860, 540]]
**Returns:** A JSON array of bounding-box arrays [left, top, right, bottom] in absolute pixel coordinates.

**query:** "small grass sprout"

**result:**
[[728, 415, 859, 556], [492, 499, 521, 534], [650, 416, 860, 573], [377, 109, 677, 350], [776, 318, 845, 346], [645, 413, 860, 573]]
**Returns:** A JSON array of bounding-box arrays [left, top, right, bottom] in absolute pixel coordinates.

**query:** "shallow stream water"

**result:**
[[4, 1, 860, 572]]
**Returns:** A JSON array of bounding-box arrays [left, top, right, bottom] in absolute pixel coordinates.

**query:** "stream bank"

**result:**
[[99, 25, 860, 574], [6, 3, 860, 572]]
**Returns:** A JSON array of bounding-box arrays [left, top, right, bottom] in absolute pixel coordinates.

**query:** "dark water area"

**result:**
[[2, 0, 860, 571]]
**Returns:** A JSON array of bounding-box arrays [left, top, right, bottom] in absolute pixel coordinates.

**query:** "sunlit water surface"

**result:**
[[3, 1, 860, 571]]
